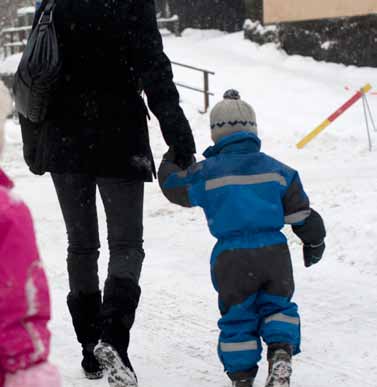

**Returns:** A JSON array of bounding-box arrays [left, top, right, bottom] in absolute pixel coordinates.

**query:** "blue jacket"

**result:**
[[158, 132, 313, 257]]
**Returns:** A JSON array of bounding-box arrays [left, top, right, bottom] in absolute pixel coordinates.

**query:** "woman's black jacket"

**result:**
[[20, 0, 196, 180]]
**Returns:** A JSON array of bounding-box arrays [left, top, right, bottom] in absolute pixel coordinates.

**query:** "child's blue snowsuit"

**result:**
[[158, 131, 323, 380]]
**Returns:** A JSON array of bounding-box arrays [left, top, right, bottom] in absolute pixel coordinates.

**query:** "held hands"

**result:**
[[303, 240, 325, 267], [163, 146, 195, 170], [162, 148, 176, 162], [175, 152, 196, 170]]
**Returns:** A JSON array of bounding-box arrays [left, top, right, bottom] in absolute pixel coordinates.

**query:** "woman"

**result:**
[[19, 0, 196, 385]]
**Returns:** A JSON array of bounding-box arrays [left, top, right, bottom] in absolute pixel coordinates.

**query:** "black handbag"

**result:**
[[13, 0, 61, 123]]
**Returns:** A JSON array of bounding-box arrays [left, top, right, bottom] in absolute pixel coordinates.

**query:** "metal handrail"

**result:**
[[171, 61, 215, 75], [0, 23, 215, 113], [2, 26, 32, 33], [171, 61, 215, 113], [1, 24, 32, 57]]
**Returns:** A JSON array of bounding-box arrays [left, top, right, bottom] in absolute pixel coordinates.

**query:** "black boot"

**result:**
[[81, 343, 104, 379], [95, 277, 141, 386], [232, 378, 254, 387], [67, 291, 104, 379], [95, 340, 137, 386], [229, 367, 258, 387]]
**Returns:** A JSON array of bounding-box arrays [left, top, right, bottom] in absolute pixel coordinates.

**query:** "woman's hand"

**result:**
[[172, 145, 195, 170]]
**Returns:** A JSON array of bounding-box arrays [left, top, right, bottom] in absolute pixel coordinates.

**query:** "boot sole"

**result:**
[[266, 360, 292, 387], [94, 342, 138, 387], [233, 379, 254, 387], [83, 369, 104, 380]]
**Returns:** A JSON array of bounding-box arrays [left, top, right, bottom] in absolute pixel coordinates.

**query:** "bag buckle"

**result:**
[[38, 9, 53, 25]]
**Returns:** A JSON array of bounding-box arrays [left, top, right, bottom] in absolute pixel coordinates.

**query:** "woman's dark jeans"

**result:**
[[51, 173, 145, 296]]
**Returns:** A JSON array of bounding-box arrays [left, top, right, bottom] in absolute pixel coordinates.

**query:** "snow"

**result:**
[[157, 15, 179, 23], [2, 30, 377, 387], [17, 7, 36, 17], [0, 53, 21, 75], [243, 19, 277, 34], [321, 41, 335, 50]]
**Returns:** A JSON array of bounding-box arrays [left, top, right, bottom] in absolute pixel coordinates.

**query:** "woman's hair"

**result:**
[[0, 81, 12, 157]]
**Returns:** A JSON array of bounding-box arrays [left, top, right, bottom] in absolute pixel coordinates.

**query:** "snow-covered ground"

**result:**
[[3, 30, 377, 387]]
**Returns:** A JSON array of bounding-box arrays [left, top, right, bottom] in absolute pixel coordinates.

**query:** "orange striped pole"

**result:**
[[297, 83, 372, 149]]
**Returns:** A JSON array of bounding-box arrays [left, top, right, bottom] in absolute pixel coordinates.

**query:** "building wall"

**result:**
[[264, 0, 377, 24]]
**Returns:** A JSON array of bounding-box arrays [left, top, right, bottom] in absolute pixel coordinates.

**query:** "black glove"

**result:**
[[303, 240, 325, 267], [162, 148, 176, 162], [175, 152, 195, 169], [169, 145, 195, 169]]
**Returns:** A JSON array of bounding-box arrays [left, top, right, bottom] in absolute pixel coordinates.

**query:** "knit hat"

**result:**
[[210, 89, 257, 143], [0, 81, 11, 158]]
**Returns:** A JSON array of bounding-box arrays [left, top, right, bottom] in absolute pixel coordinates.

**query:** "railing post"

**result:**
[[3, 33, 6, 58], [17, 30, 21, 53], [10, 32, 14, 55], [204, 70, 209, 113]]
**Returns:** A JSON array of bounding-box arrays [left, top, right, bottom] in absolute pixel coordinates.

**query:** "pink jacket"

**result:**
[[0, 169, 51, 387]]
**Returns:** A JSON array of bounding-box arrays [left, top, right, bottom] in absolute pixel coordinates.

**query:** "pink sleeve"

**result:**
[[0, 193, 51, 373]]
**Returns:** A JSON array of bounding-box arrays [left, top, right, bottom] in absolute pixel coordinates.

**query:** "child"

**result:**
[[158, 90, 326, 387], [0, 81, 60, 387]]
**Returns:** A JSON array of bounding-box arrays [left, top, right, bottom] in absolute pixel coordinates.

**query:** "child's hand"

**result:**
[[303, 240, 325, 267]]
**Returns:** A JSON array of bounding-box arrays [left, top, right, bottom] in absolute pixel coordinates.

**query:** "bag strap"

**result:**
[[38, 0, 56, 24], [38, 0, 56, 25]]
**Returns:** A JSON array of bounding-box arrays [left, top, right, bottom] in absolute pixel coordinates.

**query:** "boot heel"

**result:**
[[82, 345, 104, 379]]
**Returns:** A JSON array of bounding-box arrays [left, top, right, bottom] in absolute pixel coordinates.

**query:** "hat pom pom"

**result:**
[[223, 89, 240, 100]]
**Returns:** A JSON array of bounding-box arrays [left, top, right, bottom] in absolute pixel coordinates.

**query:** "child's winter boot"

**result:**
[[228, 366, 258, 387], [232, 377, 254, 387], [265, 345, 292, 387], [67, 291, 104, 379]]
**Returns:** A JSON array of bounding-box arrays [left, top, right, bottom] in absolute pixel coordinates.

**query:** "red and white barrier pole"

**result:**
[[297, 83, 372, 149]]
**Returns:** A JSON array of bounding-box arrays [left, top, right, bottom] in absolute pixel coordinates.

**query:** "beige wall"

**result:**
[[264, 0, 377, 23]]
